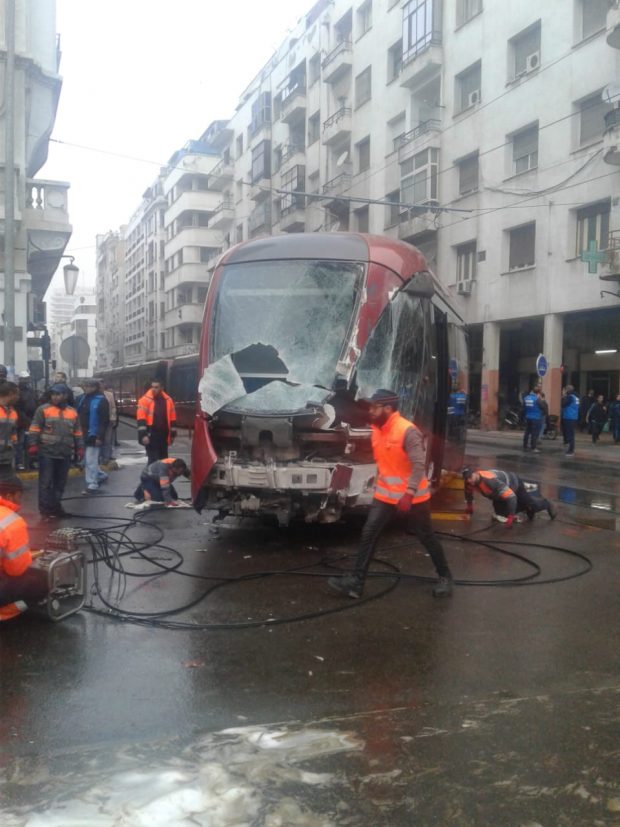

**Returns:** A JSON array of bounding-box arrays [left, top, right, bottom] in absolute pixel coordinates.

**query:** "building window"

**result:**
[[385, 190, 401, 227], [355, 205, 369, 233], [512, 124, 538, 174], [400, 148, 439, 205], [309, 52, 321, 85], [456, 0, 482, 27], [251, 140, 271, 183], [455, 61, 481, 113], [236, 223, 244, 243], [236, 134, 243, 159], [387, 39, 403, 82], [581, 0, 608, 39], [249, 92, 271, 137], [402, 0, 441, 64], [457, 152, 479, 195], [578, 92, 612, 147], [508, 223, 536, 270], [355, 66, 372, 108], [576, 200, 610, 255], [280, 165, 305, 214], [456, 241, 477, 283], [356, 136, 371, 173], [357, 0, 372, 37], [335, 8, 353, 43], [308, 110, 321, 145], [510, 21, 541, 79]]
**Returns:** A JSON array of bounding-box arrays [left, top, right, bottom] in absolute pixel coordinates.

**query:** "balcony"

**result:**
[[279, 192, 306, 233], [322, 107, 352, 146], [322, 40, 353, 84], [165, 303, 205, 328], [280, 144, 306, 169], [164, 262, 210, 290], [165, 226, 223, 259], [603, 107, 620, 166], [25, 179, 72, 293], [397, 204, 440, 242], [248, 202, 272, 237], [210, 198, 235, 229], [280, 84, 307, 125], [165, 189, 221, 226], [322, 172, 351, 211], [250, 177, 271, 202], [395, 119, 442, 163], [607, 2, 620, 48], [399, 40, 442, 88], [207, 158, 234, 191]]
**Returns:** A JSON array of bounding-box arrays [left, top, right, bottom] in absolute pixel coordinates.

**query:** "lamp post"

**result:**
[[62, 256, 80, 296]]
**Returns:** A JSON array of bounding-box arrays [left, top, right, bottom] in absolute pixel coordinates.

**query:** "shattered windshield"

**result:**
[[210, 259, 363, 389]]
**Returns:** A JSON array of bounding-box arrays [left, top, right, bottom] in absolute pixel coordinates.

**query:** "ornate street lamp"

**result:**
[[63, 256, 79, 295]]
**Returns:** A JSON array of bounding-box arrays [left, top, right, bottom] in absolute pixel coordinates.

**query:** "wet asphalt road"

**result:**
[[1, 423, 619, 825]]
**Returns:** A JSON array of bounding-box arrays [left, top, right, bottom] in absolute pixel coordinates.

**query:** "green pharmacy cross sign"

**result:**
[[580, 240, 607, 274]]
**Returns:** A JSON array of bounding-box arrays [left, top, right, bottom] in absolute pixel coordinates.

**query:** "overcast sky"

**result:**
[[41, 0, 313, 294]]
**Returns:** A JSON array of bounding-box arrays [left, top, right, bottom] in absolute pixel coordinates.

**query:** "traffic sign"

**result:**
[[448, 358, 458, 381], [536, 354, 548, 378]]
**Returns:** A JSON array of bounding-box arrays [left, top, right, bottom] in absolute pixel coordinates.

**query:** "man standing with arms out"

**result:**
[[328, 389, 453, 599], [28, 384, 83, 520], [463, 467, 556, 525], [77, 379, 110, 493], [0, 381, 19, 479], [522, 387, 543, 452], [561, 385, 579, 457], [0, 476, 47, 621], [136, 379, 177, 464]]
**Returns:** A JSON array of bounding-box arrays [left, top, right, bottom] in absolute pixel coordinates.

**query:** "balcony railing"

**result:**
[[604, 107, 620, 131], [393, 119, 442, 152], [282, 82, 306, 107], [323, 107, 352, 132], [322, 172, 351, 196], [322, 39, 352, 70], [282, 144, 305, 164]]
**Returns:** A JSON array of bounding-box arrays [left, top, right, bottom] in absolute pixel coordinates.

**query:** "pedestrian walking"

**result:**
[[579, 389, 594, 433], [522, 387, 543, 452], [463, 467, 557, 524], [327, 389, 453, 599], [586, 394, 608, 443], [99, 380, 118, 466], [77, 379, 110, 493], [136, 379, 177, 464], [130, 458, 189, 507], [14, 372, 37, 470], [0, 381, 19, 479], [28, 384, 83, 520], [609, 393, 620, 444], [561, 385, 579, 457]]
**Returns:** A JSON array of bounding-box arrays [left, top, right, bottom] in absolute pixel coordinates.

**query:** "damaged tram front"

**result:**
[[192, 233, 468, 525]]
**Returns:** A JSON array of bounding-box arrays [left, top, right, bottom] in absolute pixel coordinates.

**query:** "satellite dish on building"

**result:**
[[59, 335, 90, 371], [336, 151, 349, 167], [602, 84, 620, 104]]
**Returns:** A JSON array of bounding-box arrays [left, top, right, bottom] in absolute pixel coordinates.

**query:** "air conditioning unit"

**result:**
[[457, 280, 473, 295], [468, 89, 480, 107], [526, 51, 540, 72]]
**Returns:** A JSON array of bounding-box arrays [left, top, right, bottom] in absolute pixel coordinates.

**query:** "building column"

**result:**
[[481, 321, 500, 430], [541, 313, 563, 417]]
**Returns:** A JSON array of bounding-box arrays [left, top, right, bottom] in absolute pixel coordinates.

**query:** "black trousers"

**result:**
[[493, 480, 550, 517], [353, 499, 451, 583], [563, 419, 575, 453], [145, 431, 169, 464], [0, 569, 48, 606], [38, 455, 71, 515], [523, 419, 540, 449]]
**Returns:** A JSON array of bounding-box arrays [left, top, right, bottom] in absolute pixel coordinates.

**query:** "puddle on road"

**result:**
[[0, 724, 363, 826]]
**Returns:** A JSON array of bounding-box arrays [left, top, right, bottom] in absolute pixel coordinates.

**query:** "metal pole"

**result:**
[[3, 0, 16, 371]]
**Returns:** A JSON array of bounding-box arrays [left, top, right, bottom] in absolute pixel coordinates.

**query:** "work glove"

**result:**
[[505, 515, 515, 528], [27, 445, 38, 457], [465, 502, 474, 515], [397, 492, 413, 513]]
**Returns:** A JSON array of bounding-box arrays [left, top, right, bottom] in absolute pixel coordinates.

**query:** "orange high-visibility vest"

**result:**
[[0, 403, 17, 465], [371, 412, 430, 505], [0, 498, 33, 622], [136, 390, 176, 444]]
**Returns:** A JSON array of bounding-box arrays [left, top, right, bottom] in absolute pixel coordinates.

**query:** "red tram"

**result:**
[[191, 233, 469, 525]]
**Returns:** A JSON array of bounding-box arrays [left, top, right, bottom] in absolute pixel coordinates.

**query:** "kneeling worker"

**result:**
[[328, 389, 453, 599], [463, 467, 557, 524], [133, 458, 189, 507], [0, 476, 47, 621]]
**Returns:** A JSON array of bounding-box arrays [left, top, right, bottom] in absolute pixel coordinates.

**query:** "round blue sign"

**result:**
[[536, 354, 548, 378], [448, 358, 458, 380]]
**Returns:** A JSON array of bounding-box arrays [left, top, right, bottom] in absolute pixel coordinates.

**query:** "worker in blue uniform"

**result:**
[[522, 388, 543, 452], [561, 385, 579, 457]]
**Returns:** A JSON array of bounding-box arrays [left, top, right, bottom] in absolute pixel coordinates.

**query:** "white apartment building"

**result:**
[[95, 0, 620, 427], [0, 0, 72, 372], [95, 230, 126, 371]]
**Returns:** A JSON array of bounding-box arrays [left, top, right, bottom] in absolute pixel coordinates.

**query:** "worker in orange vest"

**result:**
[[0, 476, 47, 621], [136, 379, 177, 464], [328, 389, 453, 599]]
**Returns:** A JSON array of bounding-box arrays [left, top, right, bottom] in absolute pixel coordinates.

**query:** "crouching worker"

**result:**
[[0, 476, 47, 621], [328, 389, 453, 599], [463, 467, 557, 525], [132, 458, 189, 507]]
